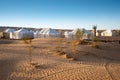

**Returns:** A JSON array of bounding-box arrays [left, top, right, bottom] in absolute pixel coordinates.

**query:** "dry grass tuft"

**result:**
[[55, 38, 63, 52], [54, 50, 76, 60], [62, 54, 69, 58], [75, 40, 90, 45], [70, 40, 91, 54], [57, 51, 66, 55], [22, 38, 34, 65], [90, 42, 100, 48]]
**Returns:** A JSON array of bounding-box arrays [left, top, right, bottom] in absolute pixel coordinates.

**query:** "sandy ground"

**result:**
[[0, 38, 120, 80]]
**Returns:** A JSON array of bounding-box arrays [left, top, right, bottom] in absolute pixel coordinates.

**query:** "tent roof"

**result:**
[[40, 28, 60, 34], [16, 28, 29, 33], [102, 30, 113, 33], [64, 31, 69, 35], [45, 28, 60, 34], [39, 28, 48, 34], [72, 28, 91, 34], [4, 28, 16, 32]]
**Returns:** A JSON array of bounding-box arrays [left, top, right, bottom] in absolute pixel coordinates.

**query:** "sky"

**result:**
[[0, 0, 120, 30]]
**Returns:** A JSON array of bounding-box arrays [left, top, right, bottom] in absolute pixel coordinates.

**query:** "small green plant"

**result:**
[[116, 30, 120, 36], [23, 38, 33, 65], [75, 28, 84, 41], [93, 25, 97, 41], [70, 28, 86, 53]]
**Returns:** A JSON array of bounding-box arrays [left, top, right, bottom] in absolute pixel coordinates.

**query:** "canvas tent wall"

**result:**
[[4, 28, 16, 39], [91, 30, 99, 37], [39, 28, 61, 38], [44, 28, 60, 37], [40, 28, 50, 38], [96, 31, 99, 36], [33, 28, 46, 38], [10, 28, 34, 39], [34, 31, 39, 38], [0, 32, 4, 38], [33, 28, 48, 38], [64, 28, 93, 40], [64, 31, 69, 38], [101, 30, 116, 36]]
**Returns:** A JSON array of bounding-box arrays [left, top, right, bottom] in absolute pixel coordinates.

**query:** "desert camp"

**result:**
[[64, 28, 93, 40], [0, 0, 120, 80], [101, 30, 117, 37], [34, 28, 61, 38], [10, 28, 34, 39], [3, 28, 16, 39]]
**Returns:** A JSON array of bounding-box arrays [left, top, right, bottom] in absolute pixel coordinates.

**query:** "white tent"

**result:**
[[40, 28, 61, 38], [96, 31, 99, 36], [101, 30, 116, 36], [40, 28, 50, 38], [45, 28, 61, 38], [33, 28, 61, 38], [64, 28, 93, 40], [4, 28, 16, 33], [10, 28, 34, 39], [64, 31, 69, 38], [4, 28, 16, 39], [91, 30, 100, 37], [34, 31, 39, 38], [34, 28, 48, 38]]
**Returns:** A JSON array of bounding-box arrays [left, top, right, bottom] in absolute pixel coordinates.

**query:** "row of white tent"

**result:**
[[64, 29, 117, 39], [4, 28, 61, 39], [34, 28, 61, 38], [101, 30, 116, 36], [64, 28, 93, 40], [4, 28, 117, 40], [4, 28, 34, 39]]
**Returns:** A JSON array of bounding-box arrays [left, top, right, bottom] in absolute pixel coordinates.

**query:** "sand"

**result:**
[[0, 38, 120, 80]]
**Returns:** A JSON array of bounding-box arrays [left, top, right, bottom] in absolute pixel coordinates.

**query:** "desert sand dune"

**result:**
[[0, 38, 120, 80]]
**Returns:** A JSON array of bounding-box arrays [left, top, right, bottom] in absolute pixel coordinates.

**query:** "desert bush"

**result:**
[[70, 40, 90, 54], [55, 38, 63, 52], [23, 38, 33, 65], [70, 29, 85, 53], [116, 30, 120, 36], [93, 25, 97, 37], [90, 42, 100, 48], [75, 28, 84, 41], [70, 40, 77, 53], [93, 37, 100, 42]]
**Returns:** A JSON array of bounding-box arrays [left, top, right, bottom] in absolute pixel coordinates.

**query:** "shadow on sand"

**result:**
[[0, 39, 14, 44], [0, 58, 18, 80]]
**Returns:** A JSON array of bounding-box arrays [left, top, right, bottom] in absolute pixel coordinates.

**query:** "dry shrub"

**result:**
[[90, 42, 100, 48], [75, 40, 89, 45], [23, 38, 33, 65], [70, 40, 91, 53], [55, 38, 63, 52], [57, 51, 66, 55], [55, 50, 76, 60], [93, 37, 100, 42], [62, 54, 76, 60], [70, 40, 76, 53], [62, 54, 69, 58], [69, 57, 77, 60]]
